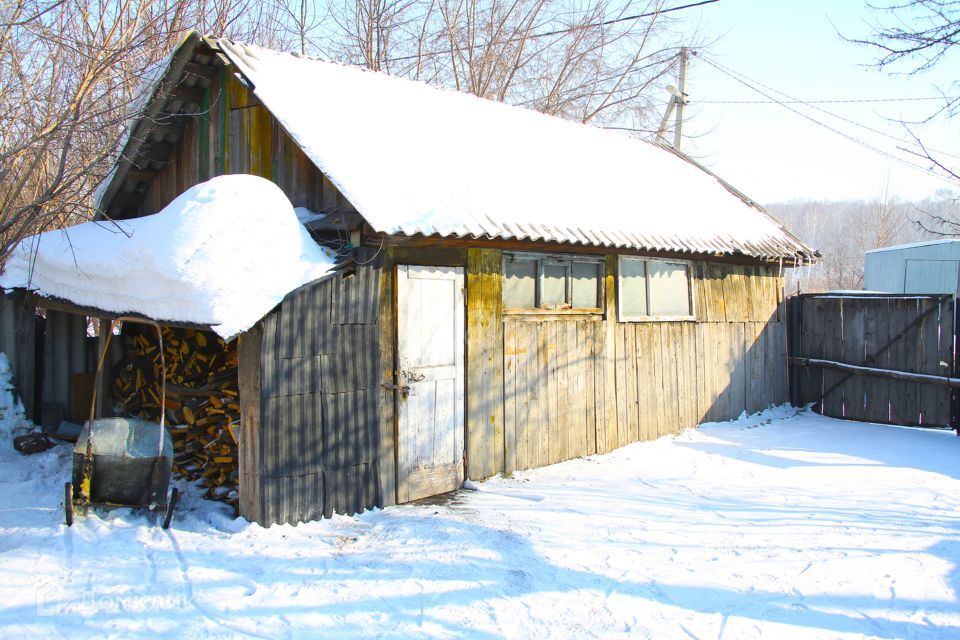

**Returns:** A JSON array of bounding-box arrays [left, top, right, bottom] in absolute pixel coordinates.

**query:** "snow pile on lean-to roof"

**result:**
[[217, 40, 813, 260], [0, 175, 334, 339]]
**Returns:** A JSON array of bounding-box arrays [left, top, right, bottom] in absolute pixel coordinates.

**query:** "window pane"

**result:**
[[648, 261, 691, 316], [572, 262, 600, 308], [541, 263, 568, 307], [620, 259, 648, 317], [504, 258, 536, 308]]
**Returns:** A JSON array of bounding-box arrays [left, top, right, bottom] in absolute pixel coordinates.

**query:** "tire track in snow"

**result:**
[[145, 529, 160, 585], [163, 528, 283, 639]]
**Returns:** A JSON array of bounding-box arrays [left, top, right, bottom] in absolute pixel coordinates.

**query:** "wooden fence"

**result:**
[[788, 293, 958, 429]]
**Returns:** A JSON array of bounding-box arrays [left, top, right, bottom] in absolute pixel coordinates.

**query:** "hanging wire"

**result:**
[[383, 0, 720, 63], [699, 96, 957, 105], [696, 54, 959, 185], [697, 55, 960, 161]]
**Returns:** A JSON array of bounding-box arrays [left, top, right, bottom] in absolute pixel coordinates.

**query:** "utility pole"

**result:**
[[674, 46, 689, 150], [655, 47, 690, 149]]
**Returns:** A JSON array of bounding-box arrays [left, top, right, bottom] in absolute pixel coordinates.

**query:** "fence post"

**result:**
[[788, 295, 802, 407], [952, 296, 959, 435]]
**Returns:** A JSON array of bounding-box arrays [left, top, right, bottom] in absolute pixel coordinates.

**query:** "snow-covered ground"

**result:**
[[1, 398, 958, 638]]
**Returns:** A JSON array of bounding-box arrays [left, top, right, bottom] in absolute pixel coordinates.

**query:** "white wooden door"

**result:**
[[396, 265, 465, 502]]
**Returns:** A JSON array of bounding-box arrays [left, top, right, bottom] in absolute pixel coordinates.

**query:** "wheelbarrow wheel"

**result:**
[[162, 488, 179, 530], [64, 482, 74, 527]]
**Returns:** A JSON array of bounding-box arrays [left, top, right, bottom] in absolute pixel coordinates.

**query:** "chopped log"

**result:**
[[113, 326, 239, 508]]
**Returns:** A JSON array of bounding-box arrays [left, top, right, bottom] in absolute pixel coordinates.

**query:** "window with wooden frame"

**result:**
[[617, 256, 695, 321], [502, 252, 604, 312]]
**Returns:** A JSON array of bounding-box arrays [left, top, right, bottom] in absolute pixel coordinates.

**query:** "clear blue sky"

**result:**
[[671, 0, 959, 203]]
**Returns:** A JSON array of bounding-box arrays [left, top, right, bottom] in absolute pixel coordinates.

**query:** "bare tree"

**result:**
[[325, 0, 690, 131], [270, 0, 328, 54], [770, 185, 920, 292], [852, 1, 960, 188], [0, 0, 300, 266], [0, 0, 172, 263], [327, 0, 425, 72]]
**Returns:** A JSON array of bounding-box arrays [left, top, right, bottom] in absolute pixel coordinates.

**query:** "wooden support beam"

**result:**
[[789, 357, 960, 389], [238, 326, 263, 523], [95, 317, 111, 419]]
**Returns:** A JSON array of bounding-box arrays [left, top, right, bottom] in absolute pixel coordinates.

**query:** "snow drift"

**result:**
[[1, 175, 334, 339]]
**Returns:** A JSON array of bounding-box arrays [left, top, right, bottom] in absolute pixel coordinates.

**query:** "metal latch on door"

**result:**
[[380, 382, 411, 398], [380, 370, 427, 400], [380, 370, 426, 399]]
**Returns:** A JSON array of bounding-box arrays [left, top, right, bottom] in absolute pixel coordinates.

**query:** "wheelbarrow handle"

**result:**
[[82, 317, 168, 501]]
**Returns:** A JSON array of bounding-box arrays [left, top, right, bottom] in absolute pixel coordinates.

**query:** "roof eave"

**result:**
[[96, 31, 205, 217], [371, 230, 816, 266]]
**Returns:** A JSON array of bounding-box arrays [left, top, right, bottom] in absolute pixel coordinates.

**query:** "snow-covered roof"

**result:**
[[213, 40, 814, 262], [1, 175, 335, 339]]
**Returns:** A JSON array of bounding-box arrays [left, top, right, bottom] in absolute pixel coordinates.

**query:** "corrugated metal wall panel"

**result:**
[[865, 241, 960, 294], [257, 255, 384, 525], [323, 461, 380, 519], [260, 471, 324, 525]]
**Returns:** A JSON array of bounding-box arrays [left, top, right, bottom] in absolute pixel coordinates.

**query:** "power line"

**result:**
[[526, 0, 719, 40], [698, 96, 957, 105], [384, 0, 720, 63], [696, 55, 958, 185], [698, 54, 960, 161]]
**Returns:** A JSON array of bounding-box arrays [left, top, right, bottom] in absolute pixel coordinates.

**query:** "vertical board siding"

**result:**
[[788, 294, 955, 428], [255, 254, 384, 525], [503, 319, 605, 471], [466, 248, 505, 479], [487, 260, 789, 479], [140, 72, 344, 217], [238, 326, 262, 523], [377, 248, 398, 507]]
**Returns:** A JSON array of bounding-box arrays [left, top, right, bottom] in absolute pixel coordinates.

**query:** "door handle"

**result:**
[[381, 382, 411, 399]]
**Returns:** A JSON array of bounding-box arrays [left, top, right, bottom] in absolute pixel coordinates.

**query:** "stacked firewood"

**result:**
[[113, 326, 239, 506]]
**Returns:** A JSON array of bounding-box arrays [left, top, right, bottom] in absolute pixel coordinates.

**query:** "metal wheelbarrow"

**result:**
[[64, 317, 180, 529]]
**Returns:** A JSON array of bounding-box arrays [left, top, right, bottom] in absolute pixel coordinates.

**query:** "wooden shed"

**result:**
[[5, 33, 817, 525]]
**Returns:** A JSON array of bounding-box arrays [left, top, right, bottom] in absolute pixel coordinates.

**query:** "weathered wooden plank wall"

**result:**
[[499, 318, 786, 474], [789, 294, 954, 428], [471, 258, 788, 479], [141, 73, 351, 216], [466, 249, 505, 480], [254, 251, 384, 525], [237, 325, 262, 523]]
